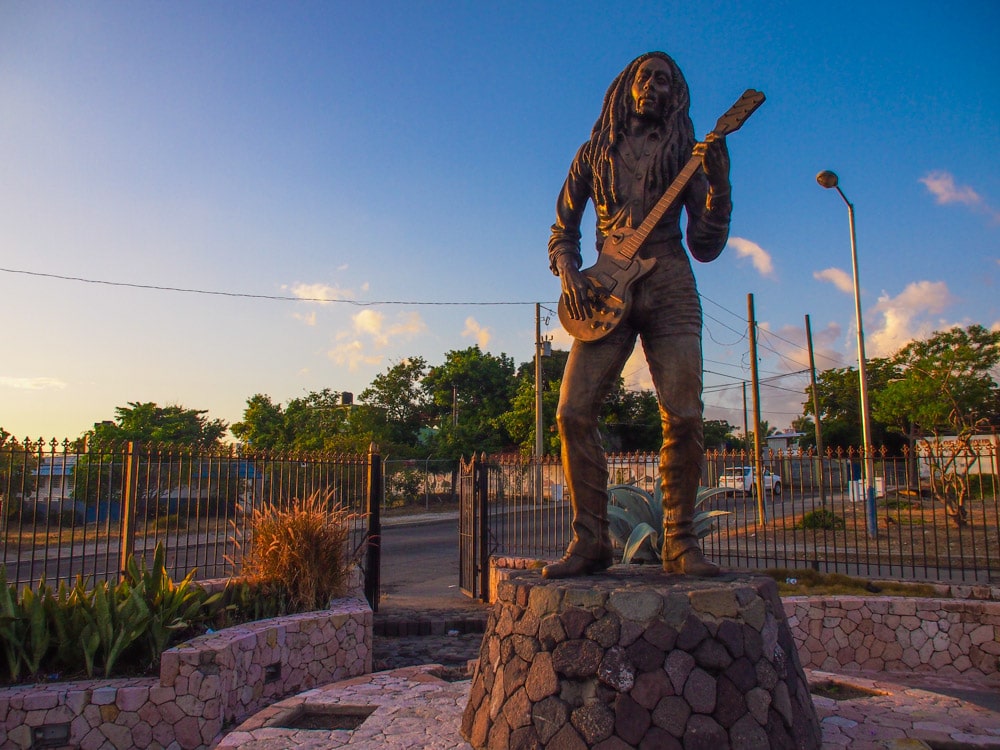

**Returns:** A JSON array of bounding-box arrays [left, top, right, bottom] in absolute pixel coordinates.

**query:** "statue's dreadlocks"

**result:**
[[584, 51, 696, 209]]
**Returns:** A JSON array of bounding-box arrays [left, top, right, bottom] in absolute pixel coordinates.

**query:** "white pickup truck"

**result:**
[[718, 466, 782, 496]]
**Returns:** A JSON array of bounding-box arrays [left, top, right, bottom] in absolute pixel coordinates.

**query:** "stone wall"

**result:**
[[0, 596, 372, 750], [783, 596, 999, 680]]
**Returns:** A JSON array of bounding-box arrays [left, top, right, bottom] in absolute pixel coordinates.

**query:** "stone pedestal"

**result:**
[[460, 568, 821, 749]]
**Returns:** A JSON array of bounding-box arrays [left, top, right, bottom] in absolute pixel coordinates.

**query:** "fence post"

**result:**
[[119, 441, 139, 579], [365, 443, 382, 612], [477, 453, 490, 602]]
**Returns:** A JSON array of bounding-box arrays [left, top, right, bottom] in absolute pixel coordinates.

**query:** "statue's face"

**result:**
[[630, 57, 672, 120]]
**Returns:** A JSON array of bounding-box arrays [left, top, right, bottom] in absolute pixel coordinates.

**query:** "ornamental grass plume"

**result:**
[[237, 491, 362, 612]]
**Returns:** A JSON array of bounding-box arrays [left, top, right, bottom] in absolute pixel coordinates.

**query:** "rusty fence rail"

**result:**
[[480, 443, 1000, 585], [0, 439, 378, 595]]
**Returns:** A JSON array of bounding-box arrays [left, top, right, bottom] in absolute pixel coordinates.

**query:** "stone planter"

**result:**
[[0, 596, 372, 750]]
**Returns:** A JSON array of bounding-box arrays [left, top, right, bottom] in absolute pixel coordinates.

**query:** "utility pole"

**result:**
[[805, 315, 827, 507], [535, 303, 544, 502], [748, 294, 766, 524]]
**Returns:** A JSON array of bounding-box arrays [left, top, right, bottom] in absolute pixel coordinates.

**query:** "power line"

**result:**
[[0, 267, 543, 306]]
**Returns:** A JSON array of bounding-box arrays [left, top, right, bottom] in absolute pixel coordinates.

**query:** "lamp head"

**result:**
[[816, 170, 839, 189]]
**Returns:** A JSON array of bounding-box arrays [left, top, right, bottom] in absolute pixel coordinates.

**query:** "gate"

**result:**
[[458, 455, 489, 600]]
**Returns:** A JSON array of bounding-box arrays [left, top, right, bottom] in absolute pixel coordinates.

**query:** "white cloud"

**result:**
[[867, 280, 957, 357], [920, 171, 982, 207], [326, 340, 382, 371], [352, 309, 387, 343], [0, 376, 67, 391], [350, 309, 426, 347], [727, 237, 774, 277], [462, 317, 492, 348], [284, 282, 353, 304], [326, 310, 427, 367], [813, 267, 854, 294], [920, 171, 999, 221], [293, 311, 317, 326]]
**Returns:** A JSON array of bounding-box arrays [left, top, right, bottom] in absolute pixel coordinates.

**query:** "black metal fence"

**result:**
[[478, 442, 1000, 584], [0, 439, 379, 597]]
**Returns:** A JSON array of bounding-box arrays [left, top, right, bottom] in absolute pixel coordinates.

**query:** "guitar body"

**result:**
[[557, 228, 656, 343]]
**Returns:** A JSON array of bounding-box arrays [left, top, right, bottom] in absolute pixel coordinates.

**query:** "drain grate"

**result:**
[[810, 681, 887, 701], [272, 704, 376, 731], [428, 666, 471, 683]]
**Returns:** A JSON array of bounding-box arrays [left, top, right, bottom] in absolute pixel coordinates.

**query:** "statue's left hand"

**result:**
[[694, 132, 730, 191]]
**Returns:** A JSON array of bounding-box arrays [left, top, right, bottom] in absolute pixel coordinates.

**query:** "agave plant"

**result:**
[[607, 482, 729, 564]]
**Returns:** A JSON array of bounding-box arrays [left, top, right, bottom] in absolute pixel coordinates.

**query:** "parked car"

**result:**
[[718, 466, 781, 496]]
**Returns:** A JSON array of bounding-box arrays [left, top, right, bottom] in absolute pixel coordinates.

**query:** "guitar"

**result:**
[[558, 88, 766, 342]]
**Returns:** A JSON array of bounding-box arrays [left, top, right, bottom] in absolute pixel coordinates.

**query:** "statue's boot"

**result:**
[[662, 547, 720, 577], [660, 418, 719, 578], [542, 551, 613, 579]]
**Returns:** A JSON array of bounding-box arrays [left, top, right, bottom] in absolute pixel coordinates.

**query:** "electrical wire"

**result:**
[[0, 267, 545, 307]]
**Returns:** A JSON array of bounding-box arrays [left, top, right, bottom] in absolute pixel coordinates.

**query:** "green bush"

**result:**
[[796, 509, 846, 530]]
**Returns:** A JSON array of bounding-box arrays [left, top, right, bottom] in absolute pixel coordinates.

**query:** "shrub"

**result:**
[[235, 491, 362, 612], [797, 509, 846, 530], [607, 483, 729, 564]]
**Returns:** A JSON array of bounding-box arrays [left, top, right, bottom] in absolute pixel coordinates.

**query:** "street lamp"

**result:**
[[817, 170, 877, 538]]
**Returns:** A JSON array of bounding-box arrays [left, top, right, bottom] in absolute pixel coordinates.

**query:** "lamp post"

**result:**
[[817, 170, 877, 538]]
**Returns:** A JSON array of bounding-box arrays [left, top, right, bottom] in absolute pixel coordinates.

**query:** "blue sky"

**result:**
[[2, 1, 998, 440]]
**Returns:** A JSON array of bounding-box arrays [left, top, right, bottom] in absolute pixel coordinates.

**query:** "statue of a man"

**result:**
[[543, 51, 731, 579]]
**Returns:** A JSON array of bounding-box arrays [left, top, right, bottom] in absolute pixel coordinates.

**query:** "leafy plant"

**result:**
[[235, 490, 363, 612], [0, 569, 27, 682], [81, 581, 151, 677], [607, 483, 729, 564], [124, 543, 221, 662]]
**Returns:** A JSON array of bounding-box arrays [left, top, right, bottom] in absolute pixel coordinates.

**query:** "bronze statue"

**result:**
[[544, 52, 750, 579]]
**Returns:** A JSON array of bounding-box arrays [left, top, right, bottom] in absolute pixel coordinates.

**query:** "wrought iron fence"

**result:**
[[0, 439, 378, 591], [479, 442, 1000, 584]]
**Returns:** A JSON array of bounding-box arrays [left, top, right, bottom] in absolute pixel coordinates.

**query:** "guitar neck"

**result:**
[[617, 152, 703, 261]]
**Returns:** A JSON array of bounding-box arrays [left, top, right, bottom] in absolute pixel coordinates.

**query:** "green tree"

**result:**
[[422, 346, 516, 458], [873, 324, 1000, 525], [499, 375, 563, 456], [85, 402, 227, 449], [800, 359, 897, 450], [500, 349, 569, 456], [358, 357, 430, 455], [233, 390, 380, 455], [231, 394, 288, 450], [75, 403, 232, 518], [0, 430, 36, 521], [602, 387, 661, 452], [703, 419, 736, 450]]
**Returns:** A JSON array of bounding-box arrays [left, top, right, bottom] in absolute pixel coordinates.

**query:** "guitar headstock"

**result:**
[[712, 89, 766, 136]]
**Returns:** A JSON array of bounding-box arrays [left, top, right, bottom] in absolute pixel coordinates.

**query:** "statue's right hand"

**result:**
[[558, 261, 593, 321]]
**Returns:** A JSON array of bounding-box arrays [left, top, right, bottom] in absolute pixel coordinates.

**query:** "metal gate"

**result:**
[[458, 455, 489, 600]]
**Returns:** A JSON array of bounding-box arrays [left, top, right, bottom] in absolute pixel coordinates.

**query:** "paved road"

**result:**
[[378, 513, 481, 612]]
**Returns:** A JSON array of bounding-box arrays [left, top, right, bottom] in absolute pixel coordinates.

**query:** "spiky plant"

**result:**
[[607, 483, 729, 564], [236, 491, 363, 612]]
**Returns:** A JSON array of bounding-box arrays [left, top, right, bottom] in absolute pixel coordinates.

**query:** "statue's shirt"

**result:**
[[548, 130, 731, 274]]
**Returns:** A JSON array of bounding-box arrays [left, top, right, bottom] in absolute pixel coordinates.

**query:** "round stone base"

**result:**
[[460, 567, 821, 749]]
